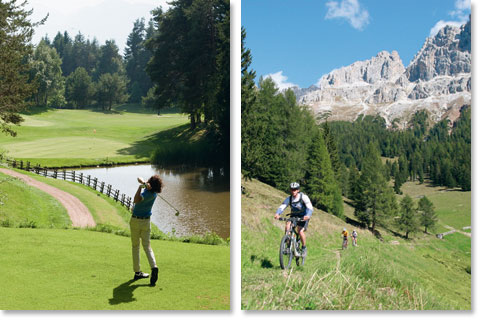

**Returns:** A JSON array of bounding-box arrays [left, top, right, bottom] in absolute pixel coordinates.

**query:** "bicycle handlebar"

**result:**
[[278, 216, 305, 222]]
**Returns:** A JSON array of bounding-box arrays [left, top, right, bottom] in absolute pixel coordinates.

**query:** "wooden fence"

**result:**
[[3, 159, 133, 211]]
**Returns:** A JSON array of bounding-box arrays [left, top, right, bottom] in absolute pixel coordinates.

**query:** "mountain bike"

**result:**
[[278, 215, 307, 269], [342, 236, 348, 250]]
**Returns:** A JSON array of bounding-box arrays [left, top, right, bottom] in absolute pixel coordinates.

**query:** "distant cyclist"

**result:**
[[351, 230, 358, 247], [274, 182, 313, 256], [341, 228, 348, 249]]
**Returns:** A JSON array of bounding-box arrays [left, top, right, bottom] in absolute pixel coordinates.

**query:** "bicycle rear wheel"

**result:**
[[279, 235, 293, 269]]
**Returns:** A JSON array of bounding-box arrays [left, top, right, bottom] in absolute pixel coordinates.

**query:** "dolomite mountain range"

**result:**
[[292, 17, 471, 128]]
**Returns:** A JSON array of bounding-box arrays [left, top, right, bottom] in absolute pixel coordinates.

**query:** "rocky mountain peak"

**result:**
[[317, 50, 405, 89], [294, 18, 471, 128], [406, 17, 471, 82]]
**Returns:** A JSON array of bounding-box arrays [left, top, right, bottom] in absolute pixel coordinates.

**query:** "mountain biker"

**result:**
[[352, 230, 358, 247], [341, 228, 348, 249], [274, 182, 313, 256]]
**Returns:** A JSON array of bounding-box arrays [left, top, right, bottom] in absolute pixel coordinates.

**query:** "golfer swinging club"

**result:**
[[130, 175, 162, 286]]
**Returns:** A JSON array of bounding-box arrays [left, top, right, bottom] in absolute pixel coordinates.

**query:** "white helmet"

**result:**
[[290, 182, 300, 189], [343, 228, 346, 231]]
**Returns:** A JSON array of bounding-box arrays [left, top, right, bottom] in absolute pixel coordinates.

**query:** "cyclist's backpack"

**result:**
[[289, 192, 306, 214]]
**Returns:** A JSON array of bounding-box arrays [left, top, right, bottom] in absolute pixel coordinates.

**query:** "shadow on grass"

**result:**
[[117, 124, 194, 158], [108, 279, 160, 305], [250, 254, 276, 269]]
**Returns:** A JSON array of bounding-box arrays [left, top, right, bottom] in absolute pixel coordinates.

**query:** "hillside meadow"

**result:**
[[241, 178, 470, 310]]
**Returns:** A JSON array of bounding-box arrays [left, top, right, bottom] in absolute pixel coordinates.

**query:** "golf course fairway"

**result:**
[[0, 227, 229, 310]]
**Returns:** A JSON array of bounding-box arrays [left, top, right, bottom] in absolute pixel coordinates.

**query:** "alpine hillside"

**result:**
[[293, 17, 471, 128]]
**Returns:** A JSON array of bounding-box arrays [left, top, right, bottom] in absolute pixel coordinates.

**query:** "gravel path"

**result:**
[[0, 168, 96, 228]]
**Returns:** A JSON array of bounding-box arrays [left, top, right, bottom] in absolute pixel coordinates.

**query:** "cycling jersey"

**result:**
[[276, 192, 313, 217], [342, 230, 348, 238]]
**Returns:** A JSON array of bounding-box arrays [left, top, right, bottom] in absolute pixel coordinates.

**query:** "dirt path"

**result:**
[[444, 225, 471, 238], [0, 168, 96, 228]]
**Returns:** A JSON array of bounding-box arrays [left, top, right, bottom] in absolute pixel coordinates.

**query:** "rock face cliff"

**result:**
[[294, 18, 471, 128]]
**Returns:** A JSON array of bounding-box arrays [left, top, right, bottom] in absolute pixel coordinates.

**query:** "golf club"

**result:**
[[158, 194, 180, 216], [137, 177, 180, 216]]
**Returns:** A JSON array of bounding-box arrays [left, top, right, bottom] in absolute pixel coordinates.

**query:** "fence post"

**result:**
[[26, 162, 30, 171], [100, 182, 105, 194], [53, 169, 58, 179], [12, 160, 16, 168], [79, 173, 83, 184], [87, 175, 91, 187], [63, 170, 66, 180], [114, 190, 119, 202], [93, 178, 98, 190], [20, 160, 23, 170], [44, 168, 47, 177], [107, 185, 112, 197]]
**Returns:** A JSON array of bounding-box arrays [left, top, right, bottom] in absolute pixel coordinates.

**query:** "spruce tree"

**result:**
[[397, 195, 418, 239], [355, 143, 393, 232], [305, 129, 343, 217], [1, 0, 45, 136], [418, 196, 437, 233]]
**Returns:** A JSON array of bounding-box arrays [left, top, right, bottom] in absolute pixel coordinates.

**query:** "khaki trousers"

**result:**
[[130, 217, 157, 272]]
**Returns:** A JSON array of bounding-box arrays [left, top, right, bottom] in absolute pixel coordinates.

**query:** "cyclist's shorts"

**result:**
[[296, 219, 309, 231]]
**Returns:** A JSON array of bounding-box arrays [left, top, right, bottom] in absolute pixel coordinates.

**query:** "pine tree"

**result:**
[[355, 143, 393, 232], [124, 18, 152, 102], [418, 196, 437, 233], [397, 195, 418, 239], [305, 129, 343, 217], [1, 0, 45, 136]]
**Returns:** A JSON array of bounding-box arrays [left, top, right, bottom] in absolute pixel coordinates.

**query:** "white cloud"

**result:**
[[429, 20, 464, 37], [325, 0, 370, 31], [430, 0, 470, 37], [455, 0, 471, 11], [264, 71, 298, 91]]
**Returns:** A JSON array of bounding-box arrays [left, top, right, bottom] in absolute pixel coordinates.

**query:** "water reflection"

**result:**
[[76, 164, 229, 239]]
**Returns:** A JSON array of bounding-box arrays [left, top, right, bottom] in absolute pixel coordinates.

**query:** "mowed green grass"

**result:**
[[0, 227, 230, 310], [0, 106, 188, 167], [241, 178, 471, 310]]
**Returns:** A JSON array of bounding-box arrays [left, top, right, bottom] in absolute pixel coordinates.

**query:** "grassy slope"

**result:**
[[0, 105, 188, 167], [0, 168, 130, 229], [0, 172, 71, 228], [241, 178, 471, 310], [0, 228, 229, 310]]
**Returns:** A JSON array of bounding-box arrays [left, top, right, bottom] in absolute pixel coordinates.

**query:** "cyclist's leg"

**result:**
[[285, 221, 291, 234], [297, 226, 306, 247]]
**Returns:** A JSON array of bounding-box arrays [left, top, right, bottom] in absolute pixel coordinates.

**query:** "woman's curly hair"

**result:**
[[148, 175, 163, 193]]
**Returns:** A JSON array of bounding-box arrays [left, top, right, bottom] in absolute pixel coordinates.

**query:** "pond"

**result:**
[[76, 164, 229, 239]]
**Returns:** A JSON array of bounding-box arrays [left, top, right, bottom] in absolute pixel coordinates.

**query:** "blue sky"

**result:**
[[242, 0, 471, 89]]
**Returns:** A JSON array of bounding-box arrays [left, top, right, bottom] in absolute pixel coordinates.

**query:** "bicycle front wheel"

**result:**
[[296, 242, 306, 266], [279, 235, 293, 269]]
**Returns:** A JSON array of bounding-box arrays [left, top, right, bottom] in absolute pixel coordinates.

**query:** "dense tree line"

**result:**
[[241, 28, 343, 218], [145, 0, 230, 155], [329, 108, 471, 191], [32, 31, 132, 110], [241, 27, 450, 237]]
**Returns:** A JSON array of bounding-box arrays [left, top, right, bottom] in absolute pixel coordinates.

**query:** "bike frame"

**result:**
[[280, 216, 303, 258]]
